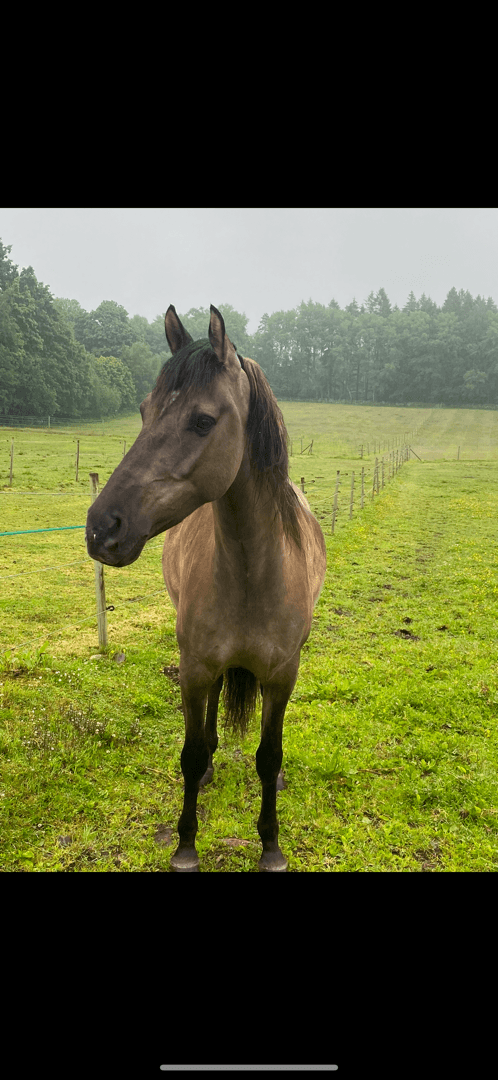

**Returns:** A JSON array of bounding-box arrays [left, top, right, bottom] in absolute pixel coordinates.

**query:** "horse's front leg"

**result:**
[[170, 678, 210, 873], [256, 672, 297, 873]]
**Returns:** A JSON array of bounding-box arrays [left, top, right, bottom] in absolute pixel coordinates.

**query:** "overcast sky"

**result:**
[[1, 208, 497, 334]]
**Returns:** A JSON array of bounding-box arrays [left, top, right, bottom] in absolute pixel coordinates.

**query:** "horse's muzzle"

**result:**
[[85, 513, 145, 566]]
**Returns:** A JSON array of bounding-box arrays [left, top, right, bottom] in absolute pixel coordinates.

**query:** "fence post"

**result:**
[[9, 439, 14, 486], [349, 471, 355, 519], [300, 477, 305, 493], [75, 439, 80, 481], [123, 440, 126, 458], [361, 466, 365, 508], [89, 473, 108, 649]]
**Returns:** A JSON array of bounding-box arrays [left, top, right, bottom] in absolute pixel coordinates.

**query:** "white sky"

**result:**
[[1, 207, 497, 334]]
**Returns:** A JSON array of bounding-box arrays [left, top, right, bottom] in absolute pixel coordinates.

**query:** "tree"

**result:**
[[365, 288, 392, 317], [403, 291, 419, 313], [0, 285, 25, 413], [120, 340, 163, 404], [89, 356, 136, 415], [0, 241, 18, 293], [0, 267, 94, 416], [73, 300, 134, 356], [442, 287, 463, 316], [53, 297, 86, 333], [147, 314, 172, 359], [418, 293, 438, 315]]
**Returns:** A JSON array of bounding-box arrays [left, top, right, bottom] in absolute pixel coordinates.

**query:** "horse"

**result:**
[[86, 305, 326, 872]]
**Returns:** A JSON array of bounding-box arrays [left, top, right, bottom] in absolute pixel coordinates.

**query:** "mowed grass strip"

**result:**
[[1, 409, 498, 871]]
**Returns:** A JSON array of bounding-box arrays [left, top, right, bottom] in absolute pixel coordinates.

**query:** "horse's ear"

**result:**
[[208, 304, 226, 361], [165, 305, 193, 354], [209, 304, 240, 366]]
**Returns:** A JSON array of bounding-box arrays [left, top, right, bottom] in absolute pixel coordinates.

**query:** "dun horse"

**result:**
[[86, 305, 326, 872]]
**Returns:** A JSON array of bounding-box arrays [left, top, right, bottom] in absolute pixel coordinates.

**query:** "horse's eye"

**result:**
[[192, 414, 216, 436]]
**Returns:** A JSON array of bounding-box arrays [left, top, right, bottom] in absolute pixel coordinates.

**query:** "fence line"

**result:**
[[3, 449, 412, 658], [0, 559, 89, 581], [0, 472, 167, 658], [302, 444, 411, 535], [0, 526, 86, 536], [0, 413, 116, 428]]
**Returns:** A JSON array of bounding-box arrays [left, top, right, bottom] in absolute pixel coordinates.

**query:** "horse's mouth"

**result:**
[[86, 528, 147, 567]]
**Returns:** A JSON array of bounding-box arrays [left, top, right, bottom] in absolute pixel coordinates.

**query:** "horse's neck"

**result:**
[[211, 464, 284, 583]]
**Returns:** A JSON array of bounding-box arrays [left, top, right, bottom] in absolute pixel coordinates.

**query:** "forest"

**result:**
[[1, 238, 498, 419]]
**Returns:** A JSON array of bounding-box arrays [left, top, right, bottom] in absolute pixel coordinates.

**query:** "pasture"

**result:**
[[1, 403, 498, 871]]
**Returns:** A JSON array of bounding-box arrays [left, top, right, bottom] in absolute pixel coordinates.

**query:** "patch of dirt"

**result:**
[[154, 825, 174, 847], [163, 665, 180, 684]]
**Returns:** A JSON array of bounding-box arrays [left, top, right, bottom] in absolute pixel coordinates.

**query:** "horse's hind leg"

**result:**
[[200, 674, 222, 787], [256, 670, 297, 873]]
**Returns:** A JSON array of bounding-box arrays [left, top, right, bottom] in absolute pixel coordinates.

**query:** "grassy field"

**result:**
[[1, 404, 498, 871]]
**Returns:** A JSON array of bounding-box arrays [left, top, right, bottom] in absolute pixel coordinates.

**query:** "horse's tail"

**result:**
[[222, 667, 261, 738]]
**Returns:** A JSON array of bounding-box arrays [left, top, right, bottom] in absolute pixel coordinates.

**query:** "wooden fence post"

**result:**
[[349, 471, 355, 519], [9, 439, 14, 486], [300, 477, 305, 493], [361, 467, 365, 508], [75, 439, 80, 481], [89, 473, 108, 649]]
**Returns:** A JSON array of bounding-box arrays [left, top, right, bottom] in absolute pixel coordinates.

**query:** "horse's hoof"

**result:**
[[258, 852, 288, 872], [199, 766, 214, 787], [170, 848, 200, 872]]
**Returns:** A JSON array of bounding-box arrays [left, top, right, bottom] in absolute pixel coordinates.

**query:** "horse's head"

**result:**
[[86, 305, 250, 566]]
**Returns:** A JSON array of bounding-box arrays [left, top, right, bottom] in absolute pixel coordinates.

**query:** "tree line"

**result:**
[[1, 239, 497, 419]]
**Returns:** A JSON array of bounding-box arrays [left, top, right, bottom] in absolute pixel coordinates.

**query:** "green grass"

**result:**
[[1, 406, 498, 871]]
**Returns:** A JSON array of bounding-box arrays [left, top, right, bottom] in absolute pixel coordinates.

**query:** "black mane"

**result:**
[[152, 338, 225, 405]]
